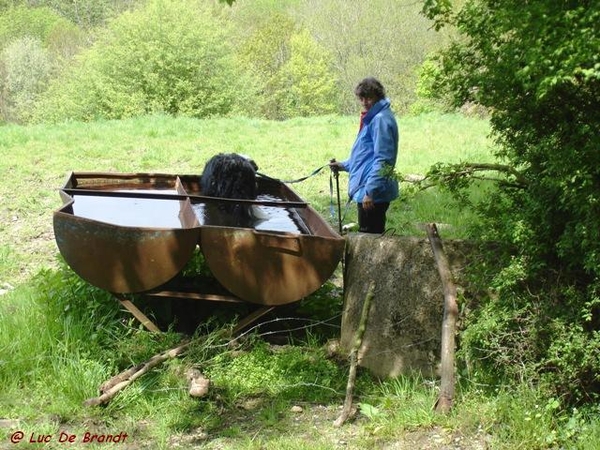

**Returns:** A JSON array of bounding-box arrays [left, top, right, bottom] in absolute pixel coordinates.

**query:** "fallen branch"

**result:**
[[334, 281, 375, 427], [426, 223, 459, 414], [84, 340, 191, 407]]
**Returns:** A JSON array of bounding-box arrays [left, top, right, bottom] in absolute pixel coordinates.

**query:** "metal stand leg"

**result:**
[[115, 296, 161, 332]]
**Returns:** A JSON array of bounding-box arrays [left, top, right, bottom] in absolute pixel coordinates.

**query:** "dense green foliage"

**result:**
[[294, 0, 444, 114], [0, 0, 445, 123], [0, 0, 138, 28], [237, 12, 338, 119], [0, 5, 83, 122], [32, 0, 244, 122], [1, 36, 51, 122], [424, 0, 600, 404], [0, 5, 72, 46]]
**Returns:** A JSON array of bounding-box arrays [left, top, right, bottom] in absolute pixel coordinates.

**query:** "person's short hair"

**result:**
[[354, 77, 386, 101]]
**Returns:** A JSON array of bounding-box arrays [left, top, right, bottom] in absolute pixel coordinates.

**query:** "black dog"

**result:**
[[200, 153, 261, 227]]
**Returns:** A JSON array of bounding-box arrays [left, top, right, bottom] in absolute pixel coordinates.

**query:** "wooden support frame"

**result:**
[[426, 223, 459, 414], [116, 296, 161, 332], [115, 290, 275, 335]]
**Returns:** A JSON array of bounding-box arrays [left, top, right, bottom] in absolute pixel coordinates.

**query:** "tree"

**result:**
[[0, 0, 145, 29], [237, 13, 337, 120], [32, 0, 242, 122], [273, 29, 338, 118], [423, 0, 600, 403], [0, 36, 51, 122], [0, 6, 85, 123], [296, 0, 445, 114]]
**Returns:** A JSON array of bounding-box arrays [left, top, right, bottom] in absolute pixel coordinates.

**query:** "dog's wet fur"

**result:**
[[200, 153, 259, 227]]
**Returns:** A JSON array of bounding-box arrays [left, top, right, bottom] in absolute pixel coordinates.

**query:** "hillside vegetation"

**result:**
[[0, 0, 445, 124]]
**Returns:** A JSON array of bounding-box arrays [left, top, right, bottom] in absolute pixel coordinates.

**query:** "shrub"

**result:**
[[409, 56, 454, 115], [424, 0, 600, 405], [275, 29, 338, 118], [296, 0, 444, 115], [0, 36, 52, 123], [237, 13, 294, 120], [0, 5, 73, 49], [237, 14, 338, 120], [0, 6, 85, 123], [32, 0, 242, 122]]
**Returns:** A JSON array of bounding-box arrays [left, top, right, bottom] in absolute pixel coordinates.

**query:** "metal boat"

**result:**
[[53, 172, 345, 307]]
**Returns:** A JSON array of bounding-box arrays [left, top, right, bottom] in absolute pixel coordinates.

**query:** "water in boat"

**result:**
[[70, 191, 185, 228], [192, 193, 304, 233]]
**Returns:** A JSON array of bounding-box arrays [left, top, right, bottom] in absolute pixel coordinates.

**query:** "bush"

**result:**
[[275, 29, 338, 118], [0, 5, 73, 49], [0, 6, 84, 123], [237, 14, 338, 120], [0, 36, 52, 123], [409, 57, 454, 115], [425, 0, 600, 405], [32, 0, 243, 122], [296, 0, 444, 115], [237, 13, 293, 120]]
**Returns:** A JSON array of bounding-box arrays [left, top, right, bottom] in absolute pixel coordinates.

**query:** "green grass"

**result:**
[[0, 112, 493, 286], [3, 113, 598, 449]]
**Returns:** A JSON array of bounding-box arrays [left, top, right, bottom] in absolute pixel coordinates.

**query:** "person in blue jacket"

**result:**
[[330, 77, 399, 233]]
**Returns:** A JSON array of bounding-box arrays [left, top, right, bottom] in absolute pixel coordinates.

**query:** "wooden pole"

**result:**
[[334, 281, 375, 427], [426, 223, 459, 413]]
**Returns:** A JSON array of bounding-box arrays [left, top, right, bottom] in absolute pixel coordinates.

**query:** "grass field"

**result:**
[[0, 112, 493, 287], [4, 113, 598, 449]]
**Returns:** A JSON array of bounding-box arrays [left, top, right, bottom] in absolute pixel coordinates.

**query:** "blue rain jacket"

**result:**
[[340, 98, 399, 203]]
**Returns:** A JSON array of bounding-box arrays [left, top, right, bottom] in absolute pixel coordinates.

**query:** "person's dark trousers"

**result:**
[[357, 202, 390, 234]]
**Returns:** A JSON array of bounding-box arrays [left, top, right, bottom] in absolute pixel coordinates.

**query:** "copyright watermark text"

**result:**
[[9, 430, 128, 445]]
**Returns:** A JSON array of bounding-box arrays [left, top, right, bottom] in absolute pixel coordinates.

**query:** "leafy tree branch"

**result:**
[[403, 162, 529, 192]]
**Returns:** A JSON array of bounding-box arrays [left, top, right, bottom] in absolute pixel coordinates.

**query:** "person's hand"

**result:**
[[329, 160, 342, 173], [362, 194, 374, 210]]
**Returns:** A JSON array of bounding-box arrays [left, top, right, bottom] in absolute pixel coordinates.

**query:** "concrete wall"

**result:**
[[339, 233, 474, 379]]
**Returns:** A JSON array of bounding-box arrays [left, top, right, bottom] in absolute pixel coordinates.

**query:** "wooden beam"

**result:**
[[116, 297, 161, 332]]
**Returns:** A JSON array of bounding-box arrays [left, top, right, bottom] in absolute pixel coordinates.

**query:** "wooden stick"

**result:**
[[426, 223, 459, 413], [334, 281, 375, 427], [84, 340, 191, 407]]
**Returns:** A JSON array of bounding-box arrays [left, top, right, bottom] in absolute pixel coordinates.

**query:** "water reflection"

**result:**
[[192, 194, 303, 233], [70, 191, 184, 228], [70, 192, 303, 233]]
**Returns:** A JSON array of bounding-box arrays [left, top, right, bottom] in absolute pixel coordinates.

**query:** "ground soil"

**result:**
[[166, 402, 492, 449]]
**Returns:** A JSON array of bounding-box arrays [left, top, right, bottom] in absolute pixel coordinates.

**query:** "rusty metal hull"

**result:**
[[53, 172, 345, 304], [200, 225, 344, 305], [54, 208, 200, 293]]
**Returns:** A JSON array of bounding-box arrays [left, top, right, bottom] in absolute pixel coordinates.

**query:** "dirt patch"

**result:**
[[165, 403, 492, 449]]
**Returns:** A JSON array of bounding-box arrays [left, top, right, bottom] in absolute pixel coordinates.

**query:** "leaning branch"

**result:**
[[402, 162, 529, 190], [334, 281, 375, 427], [426, 223, 459, 414], [444, 162, 528, 186]]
